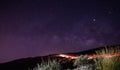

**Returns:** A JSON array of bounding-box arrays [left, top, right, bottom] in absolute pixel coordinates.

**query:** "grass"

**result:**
[[30, 46, 120, 70], [30, 60, 61, 70], [94, 46, 120, 70]]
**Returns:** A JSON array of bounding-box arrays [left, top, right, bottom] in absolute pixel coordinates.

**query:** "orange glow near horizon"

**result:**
[[57, 53, 120, 60], [58, 54, 78, 59]]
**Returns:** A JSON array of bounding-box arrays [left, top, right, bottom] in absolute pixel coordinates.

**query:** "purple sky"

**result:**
[[0, 0, 120, 63]]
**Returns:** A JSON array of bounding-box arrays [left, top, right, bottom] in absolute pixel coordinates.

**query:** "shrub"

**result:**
[[74, 55, 93, 70], [74, 55, 88, 66]]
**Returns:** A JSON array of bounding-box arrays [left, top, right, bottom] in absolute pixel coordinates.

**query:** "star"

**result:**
[[93, 18, 96, 22]]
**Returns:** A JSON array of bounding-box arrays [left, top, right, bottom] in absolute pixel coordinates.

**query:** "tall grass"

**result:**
[[31, 60, 61, 70], [30, 46, 120, 70], [94, 46, 120, 70]]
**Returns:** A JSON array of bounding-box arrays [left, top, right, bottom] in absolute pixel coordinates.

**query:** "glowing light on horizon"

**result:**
[[57, 53, 120, 60], [58, 54, 78, 59]]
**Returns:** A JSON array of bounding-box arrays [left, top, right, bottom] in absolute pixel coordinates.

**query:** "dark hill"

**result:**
[[0, 45, 119, 70]]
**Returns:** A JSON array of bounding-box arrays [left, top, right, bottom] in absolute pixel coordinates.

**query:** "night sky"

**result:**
[[0, 0, 120, 63]]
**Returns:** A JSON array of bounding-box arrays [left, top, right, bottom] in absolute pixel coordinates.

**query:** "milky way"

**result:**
[[0, 0, 120, 62]]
